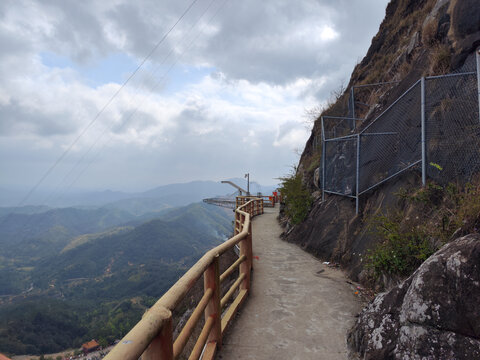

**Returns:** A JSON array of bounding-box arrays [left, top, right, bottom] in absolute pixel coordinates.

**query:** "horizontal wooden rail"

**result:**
[[221, 289, 248, 333], [220, 255, 246, 283], [190, 315, 215, 360], [220, 273, 246, 308], [173, 288, 213, 358], [260, 195, 275, 207], [104, 197, 264, 360]]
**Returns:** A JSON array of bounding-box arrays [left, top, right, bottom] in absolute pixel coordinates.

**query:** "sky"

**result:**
[[0, 0, 389, 201]]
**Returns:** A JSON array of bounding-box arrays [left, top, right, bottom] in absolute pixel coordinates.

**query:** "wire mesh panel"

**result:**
[[352, 81, 399, 120], [321, 51, 480, 212], [323, 116, 355, 139], [426, 72, 480, 184], [324, 137, 357, 196], [358, 81, 422, 194]]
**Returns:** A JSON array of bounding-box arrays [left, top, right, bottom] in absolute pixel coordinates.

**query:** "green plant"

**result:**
[[279, 171, 313, 225], [306, 152, 322, 173], [409, 182, 443, 205], [452, 182, 480, 231], [366, 214, 436, 278], [429, 162, 443, 171]]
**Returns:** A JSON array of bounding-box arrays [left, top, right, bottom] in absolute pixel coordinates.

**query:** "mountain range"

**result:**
[[0, 178, 276, 355], [0, 178, 277, 208], [0, 181, 249, 356]]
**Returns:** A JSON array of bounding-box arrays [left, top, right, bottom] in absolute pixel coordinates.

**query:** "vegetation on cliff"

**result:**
[[366, 177, 480, 280], [278, 170, 312, 225]]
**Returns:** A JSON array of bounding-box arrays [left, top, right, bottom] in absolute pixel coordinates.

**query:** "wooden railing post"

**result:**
[[142, 309, 173, 360], [239, 219, 252, 291], [204, 255, 221, 349], [234, 211, 240, 235]]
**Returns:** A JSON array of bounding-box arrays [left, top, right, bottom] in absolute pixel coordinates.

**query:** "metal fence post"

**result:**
[[351, 87, 356, 130], [356, 133, 360, 214], [321, 116, 326, 201], [476, 48, 480, 124], [421, 77, 426, 186]]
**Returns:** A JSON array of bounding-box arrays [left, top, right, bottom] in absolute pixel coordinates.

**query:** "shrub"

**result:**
[[453, 182, 480, 232], [279, 172, 312, 225], [366, 214, 436, 278]]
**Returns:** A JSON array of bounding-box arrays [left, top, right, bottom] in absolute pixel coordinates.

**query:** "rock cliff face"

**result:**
[[347, 235, 480, 359], [284, 1, 480, 357], [285, 0, 480, 284]]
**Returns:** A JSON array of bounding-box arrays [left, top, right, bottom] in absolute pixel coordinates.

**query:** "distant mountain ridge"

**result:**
[[0, 179, 277, 208]]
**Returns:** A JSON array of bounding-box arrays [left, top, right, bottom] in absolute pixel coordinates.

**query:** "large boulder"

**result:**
[[348, 234, 480, 359]]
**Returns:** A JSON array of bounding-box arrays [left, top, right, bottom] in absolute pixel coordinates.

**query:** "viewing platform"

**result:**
[[218, 206, 363, 360]]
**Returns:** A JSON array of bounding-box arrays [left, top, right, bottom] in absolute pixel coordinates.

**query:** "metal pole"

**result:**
[[321, 116, 326, 202], [356, 134, 360, 214], [476, 47, 480, 124], [351, 87, 356, 130], [421, 77, 426, 186]]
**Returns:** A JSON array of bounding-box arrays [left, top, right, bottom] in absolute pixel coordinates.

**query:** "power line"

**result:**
[[48, 0, 231, 206], [44, 0, 221, 206], [18, 0, 200, 206]]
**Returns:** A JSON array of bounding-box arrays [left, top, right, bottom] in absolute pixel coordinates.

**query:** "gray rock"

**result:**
[[348, 234, 480, 359], [314, 167, 320, 189], [407, 31, 420, 56]]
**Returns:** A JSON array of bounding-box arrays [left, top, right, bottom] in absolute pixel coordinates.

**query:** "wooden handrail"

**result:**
[[220, 273, 245, 308], [173, 288, 213, 358], [190, 315, 215, 360], [220, 255, 246, 283], [104, 197, 264, 360]]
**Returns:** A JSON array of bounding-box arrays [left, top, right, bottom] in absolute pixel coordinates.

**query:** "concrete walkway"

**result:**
[[217, 206, 363, 360]]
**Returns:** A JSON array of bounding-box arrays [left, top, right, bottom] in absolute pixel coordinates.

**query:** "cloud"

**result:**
[[0, 0, 389, 195]]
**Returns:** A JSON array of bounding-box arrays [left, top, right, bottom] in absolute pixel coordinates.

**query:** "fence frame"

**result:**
[[321, 49, 480, 214]]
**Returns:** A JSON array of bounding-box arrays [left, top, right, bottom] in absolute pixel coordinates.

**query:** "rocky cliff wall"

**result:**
[[284, 0, 480, 288]]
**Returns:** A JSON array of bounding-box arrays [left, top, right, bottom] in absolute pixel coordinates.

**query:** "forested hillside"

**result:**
[[0, 202, 233, 355]]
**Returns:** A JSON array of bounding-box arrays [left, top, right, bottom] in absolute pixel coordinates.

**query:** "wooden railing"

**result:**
[[104, 197, 264, 360], [236, 195, 276, 208], [261, 196, 275, 207], [235, 196, 266, 211]]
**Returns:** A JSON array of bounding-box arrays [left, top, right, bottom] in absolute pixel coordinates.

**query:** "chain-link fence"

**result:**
[[321, 50, 480, 213], [426, 55, 480, 184], [359, 80, 422, 194]]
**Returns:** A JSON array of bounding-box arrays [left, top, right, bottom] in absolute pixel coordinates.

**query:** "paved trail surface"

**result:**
[[217, 206, 363, 360]]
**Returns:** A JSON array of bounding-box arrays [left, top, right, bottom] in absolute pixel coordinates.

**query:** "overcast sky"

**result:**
[[0, 0, 389, 199]]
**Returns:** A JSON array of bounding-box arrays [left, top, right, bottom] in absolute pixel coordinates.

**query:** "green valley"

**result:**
[[0, 201, 233, 355]]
